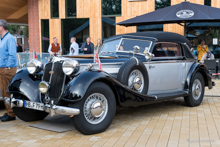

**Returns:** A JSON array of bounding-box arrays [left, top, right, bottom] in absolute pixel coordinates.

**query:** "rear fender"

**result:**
[[7, 69, 42, 102], [185, 63, 212, 90]]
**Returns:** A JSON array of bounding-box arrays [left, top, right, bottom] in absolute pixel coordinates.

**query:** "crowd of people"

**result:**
[[48, 36, 102, 56]]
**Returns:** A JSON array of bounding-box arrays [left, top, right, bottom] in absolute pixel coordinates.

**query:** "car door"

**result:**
[[146, 42, 188, 95]]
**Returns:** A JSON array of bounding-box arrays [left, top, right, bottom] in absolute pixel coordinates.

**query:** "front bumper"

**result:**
[[4, 97, 80, 116]]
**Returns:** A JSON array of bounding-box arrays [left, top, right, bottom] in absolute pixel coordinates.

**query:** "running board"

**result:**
[[149, 91, 189, 101]]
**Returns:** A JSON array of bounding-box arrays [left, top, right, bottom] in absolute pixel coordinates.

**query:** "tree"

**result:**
[[8, 25, 20, 35], [102, 0, 121, 16], [155, 0, 171, 10], [24, 26, 29, 38]]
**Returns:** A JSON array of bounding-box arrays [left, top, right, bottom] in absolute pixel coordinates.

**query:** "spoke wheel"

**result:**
[[192, 79, 202, 100], [71, 82, 116, 135], [184, 72, 205, 107], [83, 93, 108, 125], [128, 69, 144, 93]]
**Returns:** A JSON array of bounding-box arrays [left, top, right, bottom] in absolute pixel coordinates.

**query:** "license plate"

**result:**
[[24, 101, 44, 111]]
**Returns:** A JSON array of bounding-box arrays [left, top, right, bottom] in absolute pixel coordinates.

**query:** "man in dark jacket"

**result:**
[[81, 37, 94, 54], [16, 43, 23, 52]]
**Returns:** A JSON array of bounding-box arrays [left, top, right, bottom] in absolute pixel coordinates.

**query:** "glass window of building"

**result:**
[[204, 0, 211, 6], [66, 0, 76, 17], [102, 17, 116, 41], [51, 0, 59, 18], [102, 0, 121, 16], [61, 18, 89, 54], [155, 0, 171, 10], [41, 20, 50, 52], [137, 24, 163, 32], [186, 22, 220, 58]]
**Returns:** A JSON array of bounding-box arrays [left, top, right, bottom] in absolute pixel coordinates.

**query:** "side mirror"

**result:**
[[190, 48, 194, 52], [133, 45, 140, 54], [145, 52, 154, 60]]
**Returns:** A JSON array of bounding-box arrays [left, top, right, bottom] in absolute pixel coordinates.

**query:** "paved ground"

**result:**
[[1, 80, 220, 147]]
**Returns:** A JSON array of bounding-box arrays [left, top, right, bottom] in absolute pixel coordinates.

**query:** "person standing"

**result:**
[[95, 38, 102, 53], [197, 40, 209, 62], [48, 37, 62, 56], [0, 19, 17, 122], [16, 43, 23, 52], [81, 37, 94, 54], [69, 37, 79, 55]]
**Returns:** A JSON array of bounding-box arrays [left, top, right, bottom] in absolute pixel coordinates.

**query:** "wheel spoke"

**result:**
[[83, 93, 108, 125]]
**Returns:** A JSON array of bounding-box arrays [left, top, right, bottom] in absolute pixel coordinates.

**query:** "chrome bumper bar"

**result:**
[[4, 97, 80, 116]]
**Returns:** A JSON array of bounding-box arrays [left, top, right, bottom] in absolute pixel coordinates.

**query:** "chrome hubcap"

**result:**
[[192, 79, 202, 100], [91, 101, 104, 117], [83, 93, 108, 124], [128, 69, 144, 92]]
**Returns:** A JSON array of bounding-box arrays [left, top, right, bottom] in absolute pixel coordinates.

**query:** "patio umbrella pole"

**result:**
[[184, 22, 187, 37]]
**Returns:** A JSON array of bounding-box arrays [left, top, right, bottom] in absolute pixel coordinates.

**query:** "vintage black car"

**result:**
[[5, 32, 214, 135]]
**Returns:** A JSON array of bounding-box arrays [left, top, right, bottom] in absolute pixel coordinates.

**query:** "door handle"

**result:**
[[149, 65, 155, 69]]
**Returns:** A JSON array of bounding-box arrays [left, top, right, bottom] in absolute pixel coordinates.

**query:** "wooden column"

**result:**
[[212, 0, 220, 8], [116, 0, 155, 35]]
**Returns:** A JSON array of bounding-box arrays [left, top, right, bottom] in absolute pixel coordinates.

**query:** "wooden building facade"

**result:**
[[37, 0, 219, 53]]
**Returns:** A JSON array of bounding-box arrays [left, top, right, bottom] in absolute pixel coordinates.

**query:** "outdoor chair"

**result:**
[[204, 59, 219, 79]]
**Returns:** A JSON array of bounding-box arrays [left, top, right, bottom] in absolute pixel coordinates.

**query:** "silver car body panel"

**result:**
[[145, 59, 194, 95]]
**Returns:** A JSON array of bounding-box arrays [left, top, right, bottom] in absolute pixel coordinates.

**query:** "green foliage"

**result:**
[[24, 26, 29, 38], [155, 0, 171, 10], [8, 25, 20, 35]]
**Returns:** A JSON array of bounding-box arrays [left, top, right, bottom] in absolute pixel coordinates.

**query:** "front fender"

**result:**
[[186, 63, 212, 90], [62, 70, 156, 107], [7, 69, 42, 102], [62, 70, 113, 102]]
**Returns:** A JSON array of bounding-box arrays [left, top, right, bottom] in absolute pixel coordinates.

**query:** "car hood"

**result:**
[[61, 54, 128, 64]]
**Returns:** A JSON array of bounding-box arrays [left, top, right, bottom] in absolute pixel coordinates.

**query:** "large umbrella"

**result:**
[[117, 1, 220, 36]]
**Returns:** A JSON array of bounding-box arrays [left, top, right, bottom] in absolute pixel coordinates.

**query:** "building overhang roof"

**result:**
[[0, 0, 28, 24]]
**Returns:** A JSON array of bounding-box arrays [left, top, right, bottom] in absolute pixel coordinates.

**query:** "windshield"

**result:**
[[100, 39, 121, 53], [17, 53, 51, 69], [100, 38, 152, 54], [119, 38, 152, 53]]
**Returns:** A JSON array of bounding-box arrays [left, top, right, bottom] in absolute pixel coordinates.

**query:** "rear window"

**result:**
[[152, 42, 182, 57]]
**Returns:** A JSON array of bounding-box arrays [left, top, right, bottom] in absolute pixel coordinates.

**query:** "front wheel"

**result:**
[[184, 72, 205, 107], [71, 82, 116, 135]]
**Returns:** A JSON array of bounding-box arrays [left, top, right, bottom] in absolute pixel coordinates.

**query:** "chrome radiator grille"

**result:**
[[43, 62, 65, 99]]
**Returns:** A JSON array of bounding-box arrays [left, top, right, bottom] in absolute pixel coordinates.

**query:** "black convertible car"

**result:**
[[5, 31, 214, 135]]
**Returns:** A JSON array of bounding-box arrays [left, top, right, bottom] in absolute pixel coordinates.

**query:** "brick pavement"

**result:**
[[1, 80, 220, 147]]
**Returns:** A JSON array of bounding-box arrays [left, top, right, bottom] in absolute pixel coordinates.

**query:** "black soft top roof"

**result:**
[[105, 31, 191, 48]]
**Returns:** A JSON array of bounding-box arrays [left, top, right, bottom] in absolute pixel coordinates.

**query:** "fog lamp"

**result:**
[[39, 81, 50, 94]]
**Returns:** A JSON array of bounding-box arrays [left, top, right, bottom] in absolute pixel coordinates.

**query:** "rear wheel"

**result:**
[[13, 95, 48, 122], [184, 72, 205, 107], [71, 82, 116, 135]]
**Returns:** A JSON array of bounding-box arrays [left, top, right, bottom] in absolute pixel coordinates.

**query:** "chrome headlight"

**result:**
[[39, 81, 50, 94], [62, 59, 79, 75], [27, 59, 43, 74]]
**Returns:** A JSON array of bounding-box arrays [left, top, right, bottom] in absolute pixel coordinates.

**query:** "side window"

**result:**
[[182, 45, 194, 59], [152, 42, 182, 57]]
